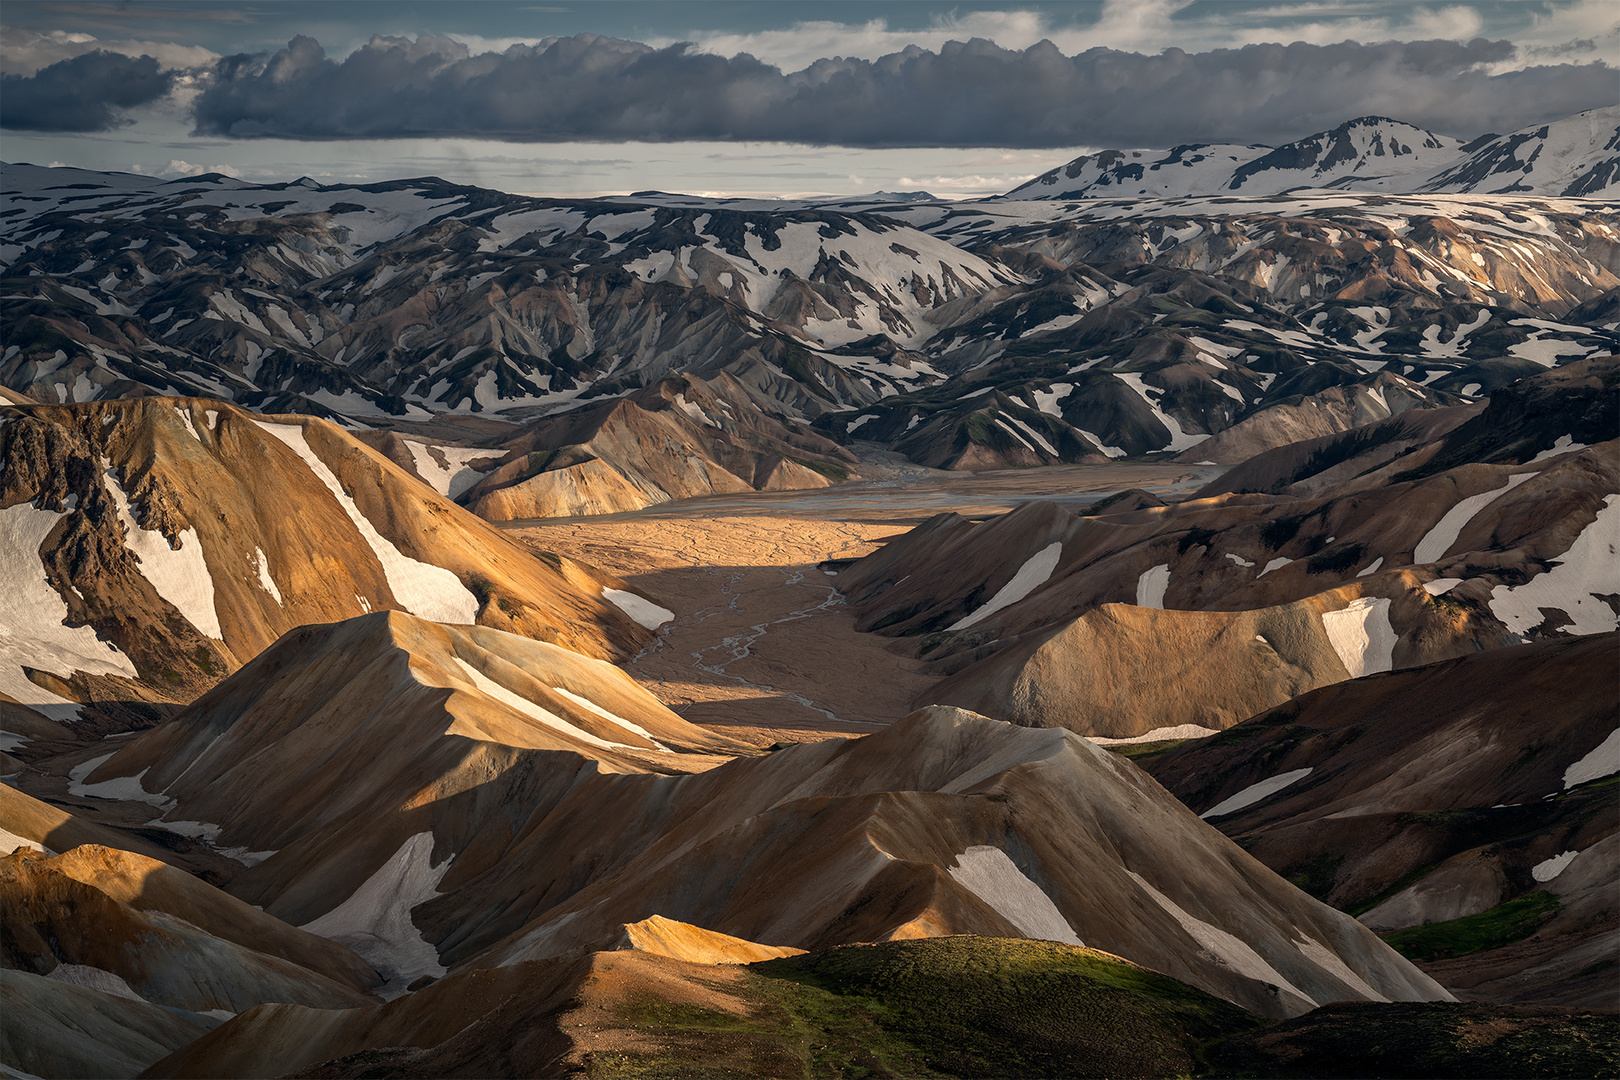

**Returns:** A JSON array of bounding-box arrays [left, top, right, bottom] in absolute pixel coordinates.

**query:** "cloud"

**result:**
[[0, 27, 219, 76], [190, 32, 1613, 148], [0, 50, 177, 132]]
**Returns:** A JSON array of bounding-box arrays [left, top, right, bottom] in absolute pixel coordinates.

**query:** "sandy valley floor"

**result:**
[[505, 462, 1216, 747]]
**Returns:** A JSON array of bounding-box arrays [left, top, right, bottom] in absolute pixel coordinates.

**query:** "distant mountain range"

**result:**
[[1005, 107, 1620, 200], [1, 107, 1616, 514]]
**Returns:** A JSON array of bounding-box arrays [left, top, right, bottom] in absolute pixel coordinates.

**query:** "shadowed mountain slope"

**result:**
[[1146, 634, 1619, 1009]]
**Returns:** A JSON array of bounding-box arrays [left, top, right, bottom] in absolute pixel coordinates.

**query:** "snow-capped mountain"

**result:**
[[1005, 108, 1620, 200]]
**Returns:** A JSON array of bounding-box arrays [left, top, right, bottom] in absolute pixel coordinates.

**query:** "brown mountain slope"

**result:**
[[442, 707, 1445, 1020], [60, 670, 1444, 1020], [143, 937, 1262, 1080], [920, 581, 1463, 738], [0, 848, 377, 1014], [1144, 634, 1619, 1008], [62, 610, 741, 981], [0, 397, 660, 732], [835, 362, 1617, 719], [458, 372, 859, 520]]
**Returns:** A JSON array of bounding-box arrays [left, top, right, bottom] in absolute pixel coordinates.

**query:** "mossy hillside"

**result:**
[[1381, 891, 1562, 963], [594, 936, 1261, 1079], [757, 937, 1262, 1079]]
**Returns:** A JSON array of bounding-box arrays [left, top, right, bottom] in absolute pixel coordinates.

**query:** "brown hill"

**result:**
[[457, 373, 859, 520], [920, 581, 1468, 738], [0, 397, 660, 732], [1, 848, 377, 1014], [1145, 634, 1619, 1008], [65, 610, 741, 980]]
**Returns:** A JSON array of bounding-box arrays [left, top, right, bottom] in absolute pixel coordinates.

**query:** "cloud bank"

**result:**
[[188, 34, 1615, 147], [4, 29, 1612, 147], [0, 50, 176, 132]]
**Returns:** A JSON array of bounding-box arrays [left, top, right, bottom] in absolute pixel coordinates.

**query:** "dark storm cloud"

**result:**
[[190, 33, 1613, 147], [0, 50, 177, 132]]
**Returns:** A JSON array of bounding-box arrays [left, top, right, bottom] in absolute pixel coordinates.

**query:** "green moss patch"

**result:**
[[1381, 892, 1561, 963], [595, 936, 1260, 1079]]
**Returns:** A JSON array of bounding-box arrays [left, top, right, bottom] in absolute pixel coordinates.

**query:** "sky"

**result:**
[[1, 1, 1614, 198]]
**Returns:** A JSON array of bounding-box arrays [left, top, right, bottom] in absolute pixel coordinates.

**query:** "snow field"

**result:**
[[1115, 373, 1209, 453], [254, 421, 479, 624], [1563, 728, 1620, 790], [947, 846, 1082, 945], [948, 542, 1063, 631], [254, 548, 283, 605], [1532, 850, 1578, 882], [1088, 724, 1220, 747], [68, 753, 173, 809], [450, 658, 645, 753], [550, 685, 669, 752], [403, 440, 496, 499], [301, 831, 449, 995], [1201, 768, 1314, 819]]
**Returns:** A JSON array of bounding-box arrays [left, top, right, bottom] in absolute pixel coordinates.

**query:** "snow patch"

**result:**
[[1563, 728, 1620, 790], [1225, 553, 1256, 568], [1490, 495, 1620, 637], [254, 548, 282, 604], [1357, 556, 1384, 578], [1321, 597, 1396, 679], [1201, 768, 1314, 819], [450, 658, 644, 752], [948, 846, 1082, 945], [68, 755, 173, 809], [1528, 435, 1588, 463], [1532, 850, 1579, 882], [1135, 563, 1171, 608], [0, 501, 138, 721], [1088, 724, 1220, 746], [1423, 578, 1463, 596], [1127, 872, 1315, 1007], [1258, 557, 1292, 577], [1413, 473, 1534, 564], [301, 832, 448, 994], [550, 685, 670, 752], [104, 466, 221, 639], [602, 587, 673, 630], [403, 441, 494, 500], [948, 542, 1062, 631], [254, 421, 479, 624]]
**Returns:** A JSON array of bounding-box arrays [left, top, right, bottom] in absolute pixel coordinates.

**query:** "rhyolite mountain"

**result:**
[[3, 108, 1616, 506], [0, 396, 664, 729]]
